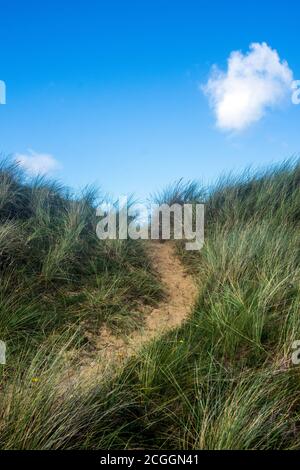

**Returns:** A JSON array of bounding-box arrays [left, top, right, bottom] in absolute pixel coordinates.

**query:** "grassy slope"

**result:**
[[0, 161, 162, 449], [0, 159, 299, 449], [119, 160, 300, 450]]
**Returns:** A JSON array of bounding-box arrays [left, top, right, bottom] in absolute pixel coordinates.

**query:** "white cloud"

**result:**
[[15, 150, 61, 176], [203, 42, 294, 131]]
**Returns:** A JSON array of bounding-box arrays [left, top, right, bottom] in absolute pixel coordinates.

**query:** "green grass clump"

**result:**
[[119, 159, 300, 449], [0, 159, 162, 395]]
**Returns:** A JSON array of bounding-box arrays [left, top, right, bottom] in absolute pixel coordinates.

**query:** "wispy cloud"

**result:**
[[15, 150, 61, 176], [203, 42, 294, 131]]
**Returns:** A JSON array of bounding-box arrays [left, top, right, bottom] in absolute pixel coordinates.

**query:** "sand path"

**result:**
[[73, 241, 198, 382]]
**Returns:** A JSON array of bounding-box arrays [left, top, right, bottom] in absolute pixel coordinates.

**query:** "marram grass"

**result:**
[[0, 158, 300, 449]]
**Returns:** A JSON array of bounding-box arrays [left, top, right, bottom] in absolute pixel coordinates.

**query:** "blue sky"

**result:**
[[0, 0, 299, 198]]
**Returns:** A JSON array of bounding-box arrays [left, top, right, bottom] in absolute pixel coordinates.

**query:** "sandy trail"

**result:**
[[73, 241, 198, 382]]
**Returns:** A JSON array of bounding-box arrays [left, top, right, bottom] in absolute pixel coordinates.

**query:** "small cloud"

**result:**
[[15, 149, 61, 176], [203, 42, 294, 131]]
